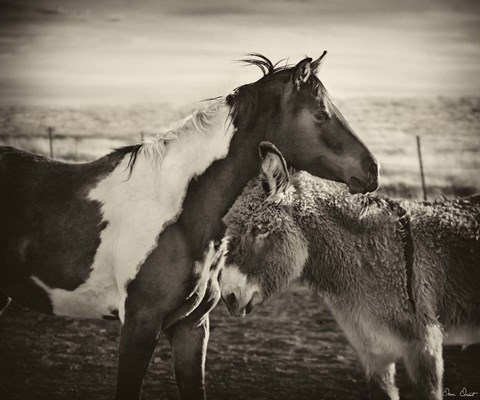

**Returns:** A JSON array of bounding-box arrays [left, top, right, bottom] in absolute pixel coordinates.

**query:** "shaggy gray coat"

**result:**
[[221, 143, 480, 400]]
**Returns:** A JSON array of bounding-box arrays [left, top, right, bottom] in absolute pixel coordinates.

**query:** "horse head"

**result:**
[[228, 53, 379, 194]]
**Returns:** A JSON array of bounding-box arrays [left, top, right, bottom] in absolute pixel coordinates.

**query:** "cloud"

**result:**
[[105, 15, 123, 23], [34, 6, 63, 16], [0, 0, 479, 105]]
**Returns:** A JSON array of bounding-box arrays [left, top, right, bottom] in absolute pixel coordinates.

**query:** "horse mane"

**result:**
[[113, 53, 306, 174], [112, 144, 143, 178], [226, 54, 292, 130], [113, 98, 227, 177]]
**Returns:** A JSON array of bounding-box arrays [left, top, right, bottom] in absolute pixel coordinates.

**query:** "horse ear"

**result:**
[[292, 57, 313, 89], [259, 142, 290, 199], [310, 50, 327, 73]]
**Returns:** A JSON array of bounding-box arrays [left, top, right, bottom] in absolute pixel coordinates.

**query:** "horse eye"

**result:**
[[314, 110, 329, 122]]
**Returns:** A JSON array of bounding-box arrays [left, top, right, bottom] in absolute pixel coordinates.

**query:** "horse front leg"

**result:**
[[113, 225, 223, 400], [114, 308, 164, 400], [166, 315, 209, 400], [164, 251, 222, 400], [164, 266, 222, 400]]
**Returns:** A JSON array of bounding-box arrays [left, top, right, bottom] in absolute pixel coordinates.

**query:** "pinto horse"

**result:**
[[0, 53, 379, 400]]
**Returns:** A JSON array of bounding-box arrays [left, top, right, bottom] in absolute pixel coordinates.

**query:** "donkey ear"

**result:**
[[259, 142, 290, 199], [292, 57, 313, 89], [310, 50, 327, 73]]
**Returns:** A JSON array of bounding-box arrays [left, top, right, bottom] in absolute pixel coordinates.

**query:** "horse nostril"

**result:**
[[369, 161, 379, 178], [226, 293, 237, 310], [366, 160, 380, 190]]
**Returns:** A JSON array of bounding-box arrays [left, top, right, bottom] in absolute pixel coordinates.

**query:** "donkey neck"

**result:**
[[293, 175, 401, 295]]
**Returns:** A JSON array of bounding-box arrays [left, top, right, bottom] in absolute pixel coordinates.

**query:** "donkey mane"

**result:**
[[292, 174, 406, 232], [293, 174, 480, 254]]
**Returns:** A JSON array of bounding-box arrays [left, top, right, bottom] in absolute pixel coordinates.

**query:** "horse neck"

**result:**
[[295, 177, 398, 294], [93, 99, 237, 232], [178, 123, 270, 259]]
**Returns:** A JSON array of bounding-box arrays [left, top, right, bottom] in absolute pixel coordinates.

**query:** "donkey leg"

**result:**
[[363, 356, 399, 400], [344, 327, 399, 400], [0, 294, 11, 317], [404, 324, 443, 400], [166, 315, 209, 400]]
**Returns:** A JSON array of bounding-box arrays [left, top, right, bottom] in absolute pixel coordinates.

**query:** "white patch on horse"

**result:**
[[32, 98, 235, 322], [31, 275, 118, 319]]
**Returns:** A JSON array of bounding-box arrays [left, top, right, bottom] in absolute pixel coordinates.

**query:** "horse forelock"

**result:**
[[239, 53, 291, 77], [228, 54, 326, 130]]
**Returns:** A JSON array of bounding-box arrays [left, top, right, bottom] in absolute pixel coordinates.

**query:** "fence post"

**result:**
[[416, 135, 427, 201], [47, 126, 54, 158], [140, 131, 145, 142], [74, 137, 79, 160]]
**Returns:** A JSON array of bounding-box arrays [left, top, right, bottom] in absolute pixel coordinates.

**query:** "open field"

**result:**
[[1, 97, 480, 399], [1, 97, 480, 198]]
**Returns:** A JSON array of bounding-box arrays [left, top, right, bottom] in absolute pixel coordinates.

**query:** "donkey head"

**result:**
[[220, 142, 307, 317], [229, 53, 379, 194]]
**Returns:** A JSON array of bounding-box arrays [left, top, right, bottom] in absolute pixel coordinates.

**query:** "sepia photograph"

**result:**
[[0, 0, 479, 399]]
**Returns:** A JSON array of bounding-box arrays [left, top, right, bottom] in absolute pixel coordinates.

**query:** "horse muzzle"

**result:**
[[349, 160, 380, 194]]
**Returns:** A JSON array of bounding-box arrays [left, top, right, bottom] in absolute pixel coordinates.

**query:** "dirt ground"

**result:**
[[1, 285, 479, 400]]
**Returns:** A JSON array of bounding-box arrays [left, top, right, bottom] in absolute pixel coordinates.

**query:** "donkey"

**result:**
[[220, 142, 480, 400], [0, 54, 379, 400]]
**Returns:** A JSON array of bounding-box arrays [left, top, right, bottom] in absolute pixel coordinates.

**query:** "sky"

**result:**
[[0, 0, 479, 106]]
